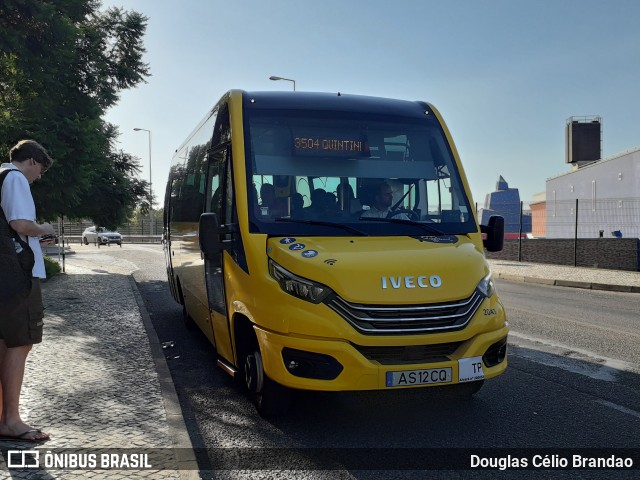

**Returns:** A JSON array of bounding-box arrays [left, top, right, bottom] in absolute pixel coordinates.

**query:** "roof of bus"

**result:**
[[241, 90, 432, 118], [173, 91, 434, 154]]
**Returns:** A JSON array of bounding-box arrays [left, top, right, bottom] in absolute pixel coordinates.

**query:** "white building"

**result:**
[[546, 147, 640, 239]]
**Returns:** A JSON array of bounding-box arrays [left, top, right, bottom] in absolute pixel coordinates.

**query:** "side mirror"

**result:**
[[199, 213, 232, 257], [481, 215, 504, 252]]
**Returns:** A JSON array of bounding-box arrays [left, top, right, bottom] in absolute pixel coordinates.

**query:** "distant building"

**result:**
[[530, 192, 546, 237], [546, 147, 640, 239], [479, 176, 532, 235]]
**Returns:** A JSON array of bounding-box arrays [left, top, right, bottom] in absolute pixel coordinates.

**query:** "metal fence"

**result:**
[[53, 218, 163, 244], [475, 198, 640, 240]]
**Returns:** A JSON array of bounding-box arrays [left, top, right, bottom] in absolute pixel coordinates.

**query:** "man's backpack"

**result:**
[[0, 168, 35, 303]]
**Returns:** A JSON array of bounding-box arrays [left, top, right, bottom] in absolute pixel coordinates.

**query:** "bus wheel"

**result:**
[[244, 349, 291, 417]]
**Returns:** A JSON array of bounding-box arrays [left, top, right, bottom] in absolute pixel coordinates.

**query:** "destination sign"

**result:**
[[293, 133, 370, 157]]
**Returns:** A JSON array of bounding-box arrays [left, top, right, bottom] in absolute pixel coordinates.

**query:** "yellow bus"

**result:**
[[164, 90, 507, 416]]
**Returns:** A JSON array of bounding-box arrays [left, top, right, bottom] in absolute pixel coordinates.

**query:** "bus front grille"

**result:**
[[325, 290, 483, 335]]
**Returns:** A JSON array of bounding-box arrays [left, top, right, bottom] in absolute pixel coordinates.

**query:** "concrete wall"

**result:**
[[486, 238, 640, 271]]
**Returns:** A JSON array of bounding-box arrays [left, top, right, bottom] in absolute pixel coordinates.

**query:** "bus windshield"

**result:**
[[245, 109, 475, 237]]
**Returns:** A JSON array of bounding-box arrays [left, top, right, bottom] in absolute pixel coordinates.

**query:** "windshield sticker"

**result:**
[[280, 237, 297, 244], [289, 243, 306, 251], [301, 250, 318, 258], [413, 235, 459, 244]]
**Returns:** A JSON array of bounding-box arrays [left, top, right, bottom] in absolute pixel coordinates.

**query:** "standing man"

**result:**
[[0, 140, 55, 442]]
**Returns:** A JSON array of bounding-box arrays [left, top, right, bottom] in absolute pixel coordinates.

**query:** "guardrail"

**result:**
[[61, 235, 163, 245]]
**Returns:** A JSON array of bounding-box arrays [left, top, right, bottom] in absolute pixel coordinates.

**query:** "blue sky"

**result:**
[[101, 0, 640, 207]]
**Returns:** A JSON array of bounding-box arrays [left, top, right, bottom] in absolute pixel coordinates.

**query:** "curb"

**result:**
[[129, 277, 200, 479], [523, 276, 555, 286], [555, 279, 591, 289], [496, 272, 640, 293]]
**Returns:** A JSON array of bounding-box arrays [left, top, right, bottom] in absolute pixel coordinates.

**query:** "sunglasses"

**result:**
[[31, 158, 48, 173]]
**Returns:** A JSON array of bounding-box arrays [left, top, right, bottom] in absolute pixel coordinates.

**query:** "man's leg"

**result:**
[[0, 341, 6, 420], [0, 344, 47, 440], [0, 344, 43, 437], [0, 280, 48, 441]]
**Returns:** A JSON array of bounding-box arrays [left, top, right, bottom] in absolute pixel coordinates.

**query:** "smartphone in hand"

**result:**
[[39, 234, 58, 243]]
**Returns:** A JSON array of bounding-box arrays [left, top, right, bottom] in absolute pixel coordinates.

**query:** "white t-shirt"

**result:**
[[0, 164, 46, 278]]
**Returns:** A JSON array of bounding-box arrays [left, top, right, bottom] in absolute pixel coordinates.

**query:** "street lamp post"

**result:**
[[133, 127, 153, 236], [269, 75, 296, 91]]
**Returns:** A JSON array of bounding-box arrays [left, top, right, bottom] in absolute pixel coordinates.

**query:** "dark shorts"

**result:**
[[0, 278, 44, 347]]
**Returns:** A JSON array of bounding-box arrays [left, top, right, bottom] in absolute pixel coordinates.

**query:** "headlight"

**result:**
[[268, 259, 332, 304], [477, 272, 496, 298]]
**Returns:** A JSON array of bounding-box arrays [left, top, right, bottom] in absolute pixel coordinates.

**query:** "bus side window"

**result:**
[[207, 151, 222, 215], [207, 105, 230, 217]]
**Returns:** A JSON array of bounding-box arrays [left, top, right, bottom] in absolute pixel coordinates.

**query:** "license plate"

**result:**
[[386, 367, 452, 387], [458, 356, 485, 382]]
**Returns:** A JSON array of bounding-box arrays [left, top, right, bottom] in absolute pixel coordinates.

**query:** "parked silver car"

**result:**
[[82, 226, 123, 246]]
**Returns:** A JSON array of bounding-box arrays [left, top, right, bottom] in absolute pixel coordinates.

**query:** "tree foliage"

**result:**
[[0, 0, 150, 229]]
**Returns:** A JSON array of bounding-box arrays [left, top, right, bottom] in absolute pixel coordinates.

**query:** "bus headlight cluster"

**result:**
[[268, 259, 333, 304], [477, 272, 496, 299]]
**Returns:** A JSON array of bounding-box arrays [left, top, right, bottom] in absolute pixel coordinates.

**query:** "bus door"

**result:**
[[163, 179, 178, 301], [203, 146, 227, 319], [203, 118, 236, 363]]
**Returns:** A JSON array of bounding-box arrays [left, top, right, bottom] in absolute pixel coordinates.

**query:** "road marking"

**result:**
[[509, 331, 639, 380], [596, 400, 640, 420]]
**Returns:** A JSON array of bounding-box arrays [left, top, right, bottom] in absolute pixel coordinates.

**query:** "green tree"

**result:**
[[0, 0, 150, 229]]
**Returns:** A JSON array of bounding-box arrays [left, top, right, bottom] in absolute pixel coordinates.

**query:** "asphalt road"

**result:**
[[497, 279, 640, 372], [66, 245, 640, 479]]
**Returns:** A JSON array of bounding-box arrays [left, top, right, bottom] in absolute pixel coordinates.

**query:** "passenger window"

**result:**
[[207, 150, 223, 216], [207, 104, 232, 219], [212, 106, 231, 146]]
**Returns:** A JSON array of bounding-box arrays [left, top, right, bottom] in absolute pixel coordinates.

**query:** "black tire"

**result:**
[[83, 237, 88, 245], [244, 349, 291, 417]]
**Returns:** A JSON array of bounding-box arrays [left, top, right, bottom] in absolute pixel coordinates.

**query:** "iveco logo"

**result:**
[[381, 275, 442, 289]]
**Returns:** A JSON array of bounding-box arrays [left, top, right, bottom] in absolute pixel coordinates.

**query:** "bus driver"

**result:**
[[360, 182, 409, 219]]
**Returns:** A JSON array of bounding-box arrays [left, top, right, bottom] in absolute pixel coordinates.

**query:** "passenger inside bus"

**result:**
[[290, 192, 304, 216], [301, 188, 331, 219], [335, 183, 362, 214], [259, 183, 287, 217]]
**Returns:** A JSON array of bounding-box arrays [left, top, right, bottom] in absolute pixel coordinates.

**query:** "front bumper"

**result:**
[[254, 324, 509, 391], [99, 237, 122, 244]]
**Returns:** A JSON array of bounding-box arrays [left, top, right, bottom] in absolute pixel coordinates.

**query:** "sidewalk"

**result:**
[[0, 263, 198, 479], [488, 259, 640, 293]]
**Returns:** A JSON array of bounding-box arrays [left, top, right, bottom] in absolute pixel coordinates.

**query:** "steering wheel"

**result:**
[[387, 209, 419, 221]]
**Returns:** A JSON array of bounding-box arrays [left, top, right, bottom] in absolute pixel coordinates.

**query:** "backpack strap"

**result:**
[[0, 167, 22, 197], [0, 167, 17, 220], [0, 167, 14, 187], [0, 168, 27, 243]]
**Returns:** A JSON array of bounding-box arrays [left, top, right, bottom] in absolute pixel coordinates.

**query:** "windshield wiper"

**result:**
[[358, 216, 445, 236], [275, 217, 369, 236]]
